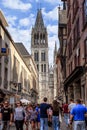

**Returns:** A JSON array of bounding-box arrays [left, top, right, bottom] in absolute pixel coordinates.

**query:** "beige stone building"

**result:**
[[0, 10, 38, 103]]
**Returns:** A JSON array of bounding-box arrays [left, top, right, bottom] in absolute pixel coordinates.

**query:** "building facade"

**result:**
[[57, 0, 67, 103], [0, 10, 38, 103], [64, 0, 87, 104], [31, 9, 49, 102]]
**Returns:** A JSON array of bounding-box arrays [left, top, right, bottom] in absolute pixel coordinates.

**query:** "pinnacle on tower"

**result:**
[[35, 9, 44, 28]]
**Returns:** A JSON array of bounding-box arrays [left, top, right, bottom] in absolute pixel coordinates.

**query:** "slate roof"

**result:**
[[35, 9, 44, 28], [15, 42, 30, 56]]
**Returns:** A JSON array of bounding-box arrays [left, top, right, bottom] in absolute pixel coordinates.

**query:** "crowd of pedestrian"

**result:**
[[0, 97, 63, 130], [0, 97, 87, 130]]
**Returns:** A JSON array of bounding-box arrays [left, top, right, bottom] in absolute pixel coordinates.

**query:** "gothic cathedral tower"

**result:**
[[31, 9, 49, 102]]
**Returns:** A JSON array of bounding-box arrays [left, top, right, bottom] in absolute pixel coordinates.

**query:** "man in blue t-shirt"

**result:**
[[70, 99, 87, 130], [40, 97, 49, 130]]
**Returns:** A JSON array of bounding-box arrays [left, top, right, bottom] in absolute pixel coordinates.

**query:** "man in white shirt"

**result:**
[[68, 99, 76, 112]]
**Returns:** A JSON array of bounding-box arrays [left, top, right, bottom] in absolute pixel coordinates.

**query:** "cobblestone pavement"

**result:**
[[10, 124, 70, 130], [10, 118, 71, 130]]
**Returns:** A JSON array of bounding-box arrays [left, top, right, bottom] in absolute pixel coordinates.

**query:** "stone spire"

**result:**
[[35, 9, 44, 28]]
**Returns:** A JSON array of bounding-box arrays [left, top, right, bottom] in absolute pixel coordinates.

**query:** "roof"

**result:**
[[35, 9, 44, 28], [0, 10, 8, 27], [15, 43, 30, 56]]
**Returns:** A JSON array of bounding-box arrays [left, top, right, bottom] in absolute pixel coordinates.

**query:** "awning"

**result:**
[[64, 66, 84, 90], [20, 99, 31, 104]]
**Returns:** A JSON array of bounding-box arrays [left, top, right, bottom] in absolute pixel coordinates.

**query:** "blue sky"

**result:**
[[0, 0, 63, 65]]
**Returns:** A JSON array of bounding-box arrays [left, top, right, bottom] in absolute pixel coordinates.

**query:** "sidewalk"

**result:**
[[60, 117, 71, 130], [10, 119, 71, 130]]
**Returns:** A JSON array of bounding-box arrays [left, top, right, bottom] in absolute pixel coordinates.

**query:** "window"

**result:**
[[63, 28, 67, 35], [13, 56, 19, 82], [41, 64, 43, 72], [73, 18, 80, 48], [20, 71, 23, 85], [4, 67, 8, 88], [83, 0, 87, 27], [44, 64, 46, 72], [33, 77, 36, 90], [43, 39, 45, 44], [81, 85, 85, 102], [34, 33, 39, 45], [28, 80, 30, 92], [24, 69, 27, 88], [37, 64, 39, 71], [34, 52, 39, 61], [41, 52, 46, 61]]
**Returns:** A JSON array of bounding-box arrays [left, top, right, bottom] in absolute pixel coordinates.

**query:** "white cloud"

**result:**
[[6, 15, 17, 26], [7, 25, 32, 53], [2, 0, 32, 11], [47, 25, 58, 35], [19, 14, 35, 27], [35, 0, 39, 2], [42, 7, 58, 21], [19, 18, 30, 27]]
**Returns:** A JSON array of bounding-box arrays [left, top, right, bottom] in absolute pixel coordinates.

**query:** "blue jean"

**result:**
[[74, 121, 86, 130], [0, 121, 3, 130], [2, 121, 10, 130], [52, 116, 59, 130], [64, 113, 69, 125], [40, 118, 48, 130]]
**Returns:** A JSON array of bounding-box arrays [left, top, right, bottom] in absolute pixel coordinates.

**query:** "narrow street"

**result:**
[[10, 118, 70, 130]]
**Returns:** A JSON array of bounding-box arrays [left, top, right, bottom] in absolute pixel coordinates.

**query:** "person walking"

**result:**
[[40, 97, 49, 130], [35, 104, 40, 130], [25, 103, 37, 130], [62, 102, 69, 127], [52, 100, 60, 130], [0, 101, 13, 130], [14, 101, 25, 130], [70, 99, 87, 130], [68, 99, 76, 113], [0, 103, 3, 130]]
